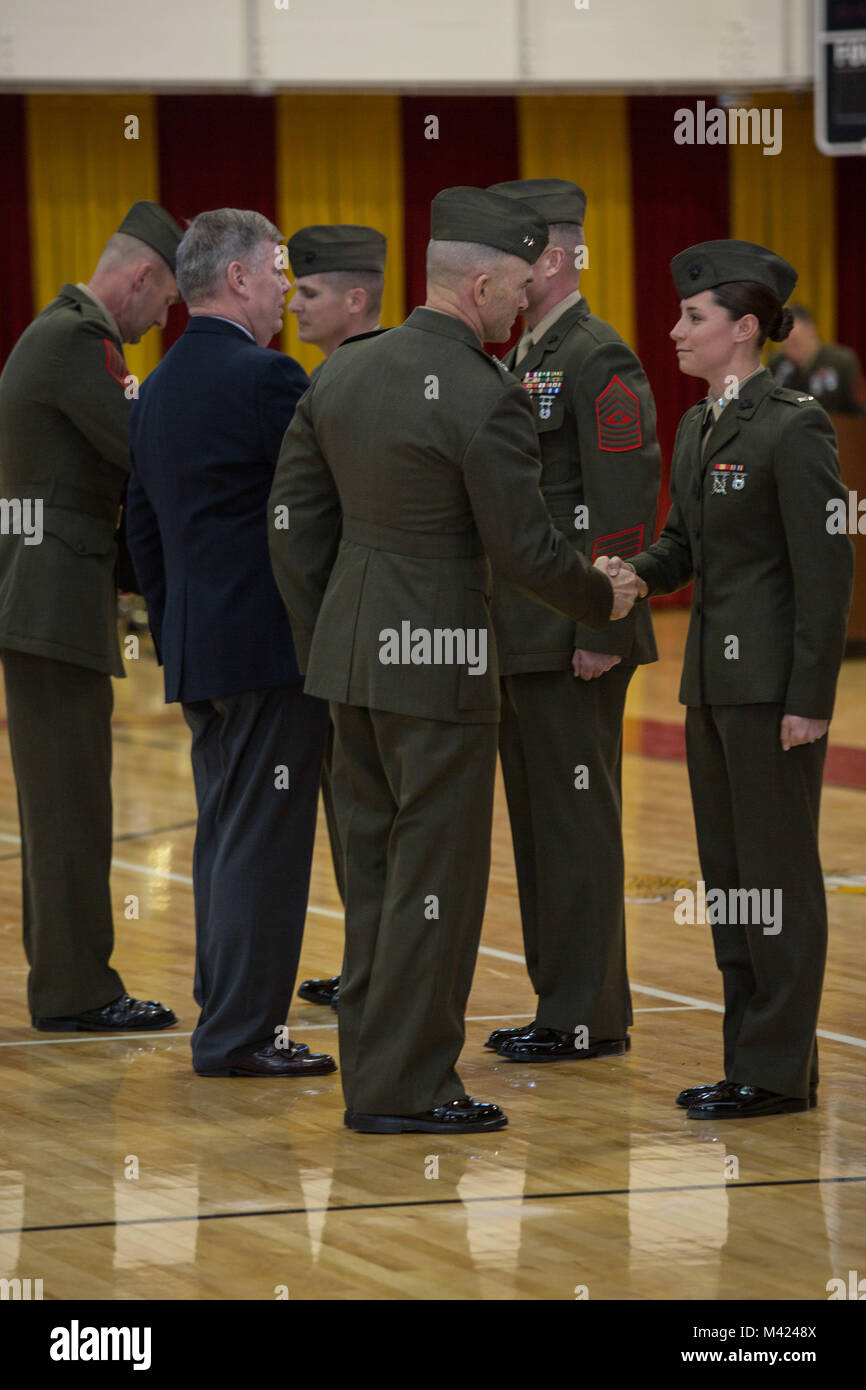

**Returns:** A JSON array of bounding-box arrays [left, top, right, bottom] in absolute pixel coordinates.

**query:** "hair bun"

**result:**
[[769, 306, 794, 342]]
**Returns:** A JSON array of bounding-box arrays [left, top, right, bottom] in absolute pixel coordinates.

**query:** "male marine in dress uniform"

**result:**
[[769, 305, 866, 415], [0, 202, 181, 1032], [482, 178, 661, 1064], [627, 241, 854, 1117], [268, 186, 645, 1135], [287, 225, 389, 1012]]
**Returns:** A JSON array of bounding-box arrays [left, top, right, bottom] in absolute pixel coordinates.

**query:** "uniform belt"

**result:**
[[47, 487, 121, 526], [342, 517, 483, 559]]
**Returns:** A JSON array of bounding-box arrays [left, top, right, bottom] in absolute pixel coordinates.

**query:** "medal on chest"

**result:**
[[522, 369, 564, 420], [710, 461, 747, 494]]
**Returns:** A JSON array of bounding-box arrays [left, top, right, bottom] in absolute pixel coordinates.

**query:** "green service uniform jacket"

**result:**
[[493, 296, 660, 672], [268, 306, 614, 724], [632, 370, 854, 718], [769, 343, 865, 416], [0, 284, 131, 677]]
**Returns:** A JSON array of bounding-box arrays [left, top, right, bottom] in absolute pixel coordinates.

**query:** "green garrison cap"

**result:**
[[288, 225, 387, 276], [117, 201, 183, 274], [671, 239, 797, 302], [487, 178, 587, 226], [430, 186, 547, 265]]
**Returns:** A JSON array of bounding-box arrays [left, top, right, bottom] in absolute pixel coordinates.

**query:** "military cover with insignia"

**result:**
[[630, 238, 854, 1119], [477, 176, 660, 1063]]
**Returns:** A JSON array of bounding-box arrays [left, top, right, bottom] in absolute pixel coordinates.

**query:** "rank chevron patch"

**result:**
[[103, 338, 128, 385], [595, 375, 642, 452]]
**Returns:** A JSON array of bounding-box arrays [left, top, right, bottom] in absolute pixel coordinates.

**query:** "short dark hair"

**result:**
[[790, 304, 814, 326], [711, 281, 793, 347]]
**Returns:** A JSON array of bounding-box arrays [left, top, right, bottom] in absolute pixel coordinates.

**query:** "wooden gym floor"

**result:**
[[0, 610, 863, 1302]]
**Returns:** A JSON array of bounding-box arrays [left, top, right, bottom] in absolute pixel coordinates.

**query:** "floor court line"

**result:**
[[0, 1006, 708, 1047], [1, 842, 863, 1049], [4, 1174, 866, 1239]]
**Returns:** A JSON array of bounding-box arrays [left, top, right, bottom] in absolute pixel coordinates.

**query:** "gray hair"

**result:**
[[176, 208, 283, 303], [94, 232, 168, 276], [426, 239, 511, 292]]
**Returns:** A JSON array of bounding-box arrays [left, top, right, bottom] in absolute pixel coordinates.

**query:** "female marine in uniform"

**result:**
[[626, 240, 853, 1118]]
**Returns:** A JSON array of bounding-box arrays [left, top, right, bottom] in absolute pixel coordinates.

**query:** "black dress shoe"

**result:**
[[485, 1021, 536, 1050], [297, 975, 340, 1009], [686, 1083, 810, 1118], [344, 1097, 507, 1134], [677, 1079, 818, 1109], [496, 1025, 631, 1062], [195, 1042, 336, 1078], [32, 994, 177, 1032]]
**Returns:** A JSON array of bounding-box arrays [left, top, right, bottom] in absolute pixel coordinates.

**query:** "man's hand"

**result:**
[[572, 649, 622, 680], [781, 714, 828, 750], [594, 554, 647, 620]]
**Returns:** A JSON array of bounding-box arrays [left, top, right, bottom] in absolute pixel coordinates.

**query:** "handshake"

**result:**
[[593, 555, 648, 620]]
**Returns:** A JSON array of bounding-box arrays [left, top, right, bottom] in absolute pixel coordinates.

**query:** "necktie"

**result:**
[[515, 333, 533, 367]]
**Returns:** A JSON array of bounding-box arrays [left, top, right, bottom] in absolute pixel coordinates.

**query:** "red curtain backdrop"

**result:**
[[0, 95, 34, 368], [628, 95, 730, 604], [835, 155, 866, 378], [156, 95, 277, 351], [400, 95, 520, 334]]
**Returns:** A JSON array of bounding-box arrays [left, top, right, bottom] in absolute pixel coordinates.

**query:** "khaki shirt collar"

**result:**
[[703, 364, 767, 424], [516, 288, 585, 362], [76, 282, 122, 344]]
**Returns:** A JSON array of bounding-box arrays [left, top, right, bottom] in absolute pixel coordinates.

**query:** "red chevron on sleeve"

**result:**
[[595, 374, 642, 451], [103, 339, 128, 385], [591, 525, 645, 561]]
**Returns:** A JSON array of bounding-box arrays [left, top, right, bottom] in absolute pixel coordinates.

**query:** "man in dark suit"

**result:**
[[269, 187, 645, 1134], [0, 200, 181, 1033], [286, 224, 390, 1011], [126, 208, 335, 1079]]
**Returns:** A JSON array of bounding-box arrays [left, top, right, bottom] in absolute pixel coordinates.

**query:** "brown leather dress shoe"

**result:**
[[195, 1042, 336, 1077], [32, 993, 177, 1032]]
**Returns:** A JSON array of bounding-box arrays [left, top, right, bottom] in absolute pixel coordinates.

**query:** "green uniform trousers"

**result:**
[[1, 649, 124, 1018], [320, 720, 346, 904], [685, 703, 826, 1099], [499, 665, 634, 1039], [331, 703, 498, 1115]]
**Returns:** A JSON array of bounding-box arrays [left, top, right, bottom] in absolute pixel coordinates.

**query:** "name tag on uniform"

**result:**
[[710, 462, 747, 493], [523, 369, 564, 420]]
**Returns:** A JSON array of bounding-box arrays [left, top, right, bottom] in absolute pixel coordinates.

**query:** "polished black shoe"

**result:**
[[344, 1097, 507, 1134], [485, 1021, 536, 1050], [677, 1079, 818, 1109], [686, 1083, 810, 1119], [195, 1042, 336, 1078], [497, 1025, 630, 1062], [297, 975, 340, 1009], [32, 993, 177, 1032]]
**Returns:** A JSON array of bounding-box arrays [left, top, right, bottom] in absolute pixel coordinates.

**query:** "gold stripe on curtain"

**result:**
[[518, 94, 636, 349], [729, 92, 836, 348], [26, 94, 162, 383], [275, 94, 405, 376]]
